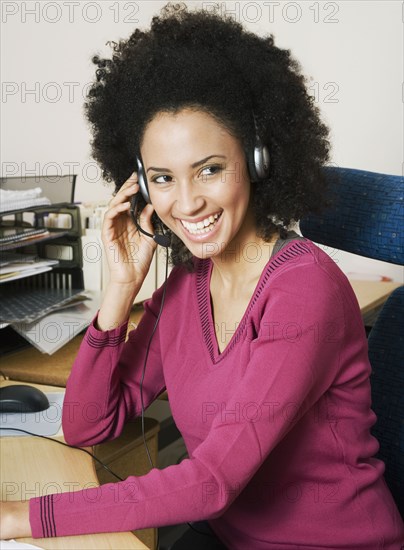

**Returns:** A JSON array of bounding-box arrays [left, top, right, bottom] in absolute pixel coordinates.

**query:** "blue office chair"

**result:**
[[300, 166, 404, 516]]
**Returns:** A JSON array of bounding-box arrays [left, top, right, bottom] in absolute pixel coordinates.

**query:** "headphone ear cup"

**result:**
[[247, 148, 260, 183], [136, 157, 151, 204], [249, 137, 270, 182]]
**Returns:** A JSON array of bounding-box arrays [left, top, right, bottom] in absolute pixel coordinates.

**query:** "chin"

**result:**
[[182, 239, 223, 260], [193, 244, 220, 259]]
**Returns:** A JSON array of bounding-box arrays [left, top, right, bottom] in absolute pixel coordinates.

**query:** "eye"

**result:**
[[152, 174, 173, 184], [199, 164, 223, 178]]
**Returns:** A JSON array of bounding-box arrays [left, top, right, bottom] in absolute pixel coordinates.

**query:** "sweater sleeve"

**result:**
[[29, 261, 351, 538], [61, 283, 167, 447]]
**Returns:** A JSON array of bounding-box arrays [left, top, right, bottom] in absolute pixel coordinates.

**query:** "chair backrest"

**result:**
[[300, 166, 404, 517], [300, 166, 403, 265], [367, 286, 404, 516]]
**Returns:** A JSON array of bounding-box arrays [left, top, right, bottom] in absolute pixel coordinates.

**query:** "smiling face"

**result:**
[[140, 108, 260, 261]]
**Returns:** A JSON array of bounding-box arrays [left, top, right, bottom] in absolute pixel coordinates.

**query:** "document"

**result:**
[[0, 540, 44, 550], [11, 292, 101, 354], [0, 259, 58, 283]]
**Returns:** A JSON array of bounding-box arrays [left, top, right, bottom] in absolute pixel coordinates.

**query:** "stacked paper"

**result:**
[[0, 258, 59, 283], [0, 187, 51, 213]]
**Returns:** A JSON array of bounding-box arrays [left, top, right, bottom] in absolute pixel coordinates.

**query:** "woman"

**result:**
[[2, 4, 403, 548]]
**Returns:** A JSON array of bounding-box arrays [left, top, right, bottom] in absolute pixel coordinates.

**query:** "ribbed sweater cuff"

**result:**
[[30, 495, 56, 538], [85, 312, 129, 348]]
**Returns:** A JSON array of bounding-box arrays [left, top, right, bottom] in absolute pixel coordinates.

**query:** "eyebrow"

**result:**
[[146, 155, 226, 174]]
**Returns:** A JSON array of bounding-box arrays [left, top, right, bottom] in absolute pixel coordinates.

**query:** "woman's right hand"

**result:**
[[101, 172, 157, 288]]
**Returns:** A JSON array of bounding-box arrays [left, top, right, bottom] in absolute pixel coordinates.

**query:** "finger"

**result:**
[[121, 172, 138, 188], [109, 182, 139, 208], [111, 172, 138, 197], [104, 200, 132, 222], [138, 203, 156, 233], [120, 182, 140, 200], [125, 172, 138, 184]]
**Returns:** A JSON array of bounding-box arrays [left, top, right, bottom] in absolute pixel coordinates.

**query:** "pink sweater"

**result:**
[[30, 239, 403, 548]]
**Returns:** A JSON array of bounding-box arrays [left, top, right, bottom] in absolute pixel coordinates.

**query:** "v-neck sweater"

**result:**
[[29, 238, 404, 548]]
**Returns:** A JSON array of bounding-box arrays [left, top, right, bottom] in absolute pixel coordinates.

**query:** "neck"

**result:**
[[211, 228, 279, 293]]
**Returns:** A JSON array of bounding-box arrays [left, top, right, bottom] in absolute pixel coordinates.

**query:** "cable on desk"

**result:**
[[2, 427, 166, 548], [1, 254, 212, 547]]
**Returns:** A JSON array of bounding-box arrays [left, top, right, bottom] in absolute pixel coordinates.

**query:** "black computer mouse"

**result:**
[[0, 384, 50, 413]]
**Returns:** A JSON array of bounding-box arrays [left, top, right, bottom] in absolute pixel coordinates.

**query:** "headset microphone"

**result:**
[[130, 193, 171, 248]]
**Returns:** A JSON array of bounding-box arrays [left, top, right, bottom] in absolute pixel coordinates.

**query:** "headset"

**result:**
[[130, 191, 171, 248], [132, 126, 270, 248]]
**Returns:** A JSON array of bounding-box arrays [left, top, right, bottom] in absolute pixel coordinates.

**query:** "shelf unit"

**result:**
[[1, 202, 84, 283], [0, 202, 85, 353]]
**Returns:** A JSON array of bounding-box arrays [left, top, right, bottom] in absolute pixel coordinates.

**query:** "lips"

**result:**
[[180, 211, 222, 235]]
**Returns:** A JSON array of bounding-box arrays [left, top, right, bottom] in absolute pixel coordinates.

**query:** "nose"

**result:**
[[175, 179, 205, 216]]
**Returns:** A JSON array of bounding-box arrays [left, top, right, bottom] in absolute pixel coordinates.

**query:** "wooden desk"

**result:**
[[0, 382, 148, 549], [349, 280, 402, 315], [1, 307, 144, 386], [1, 281, 401, 387]]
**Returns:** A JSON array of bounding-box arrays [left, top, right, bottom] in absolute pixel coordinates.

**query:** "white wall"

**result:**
[[1, 1, 402, 280]]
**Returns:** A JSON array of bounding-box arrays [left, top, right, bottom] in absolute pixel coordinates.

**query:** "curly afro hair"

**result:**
[[85, 2, 332, 269]]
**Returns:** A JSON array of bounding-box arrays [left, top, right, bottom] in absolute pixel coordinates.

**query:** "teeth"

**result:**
[[180, 213, 221, 235]]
